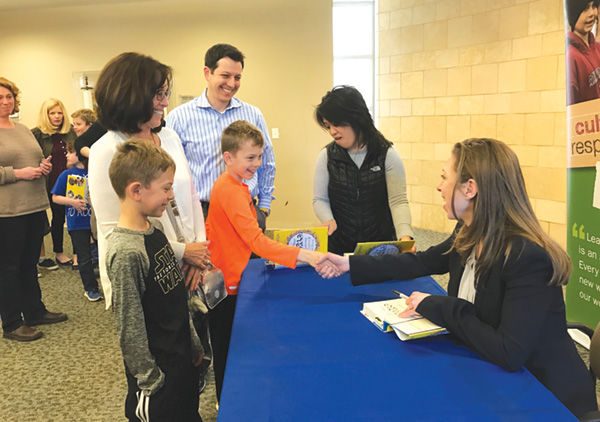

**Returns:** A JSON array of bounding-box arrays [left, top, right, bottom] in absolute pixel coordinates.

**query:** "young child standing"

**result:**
[[206, 120, 323, 402], [51, 146, 102, 301], [106, 139, 203, 422]]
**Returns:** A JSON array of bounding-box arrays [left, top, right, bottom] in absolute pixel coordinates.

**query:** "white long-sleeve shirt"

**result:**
[[88, 127, 205, 308]]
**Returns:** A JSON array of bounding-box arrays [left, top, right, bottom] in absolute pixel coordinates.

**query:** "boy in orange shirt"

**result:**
[[206, 120, 323, 402]]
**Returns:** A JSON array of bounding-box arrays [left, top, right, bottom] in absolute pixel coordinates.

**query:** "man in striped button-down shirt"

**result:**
[[167, 43, 275, 230]]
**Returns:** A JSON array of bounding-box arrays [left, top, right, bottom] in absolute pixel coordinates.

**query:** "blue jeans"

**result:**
[[69, 229, 99, 292]]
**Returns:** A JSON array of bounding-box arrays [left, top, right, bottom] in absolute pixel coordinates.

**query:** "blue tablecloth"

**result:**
[[218, 260, 575, 421]]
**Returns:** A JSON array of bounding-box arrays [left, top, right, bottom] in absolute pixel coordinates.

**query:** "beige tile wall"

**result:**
[[378, 0, 568, 247]]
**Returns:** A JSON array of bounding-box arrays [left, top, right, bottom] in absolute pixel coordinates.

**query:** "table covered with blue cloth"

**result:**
[[218, 259, 575, 421]]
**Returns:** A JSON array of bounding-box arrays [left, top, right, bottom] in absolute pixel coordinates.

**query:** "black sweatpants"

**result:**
[[124, 356, 201, 422], [208, 294, 238, 402]]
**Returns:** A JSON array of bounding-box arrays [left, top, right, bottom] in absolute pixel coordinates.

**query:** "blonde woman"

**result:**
[[31, 98, 76, 268]]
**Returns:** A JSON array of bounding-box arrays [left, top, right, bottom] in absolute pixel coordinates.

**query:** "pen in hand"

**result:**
[[392, 289, 409, 300]]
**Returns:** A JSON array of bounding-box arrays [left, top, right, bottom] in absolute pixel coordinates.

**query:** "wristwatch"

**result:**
[[259, 207, 271, 217]]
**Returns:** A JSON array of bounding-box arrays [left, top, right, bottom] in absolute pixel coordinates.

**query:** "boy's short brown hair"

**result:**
[[109, 139, 176, 199], [221, 120, 264, 154]]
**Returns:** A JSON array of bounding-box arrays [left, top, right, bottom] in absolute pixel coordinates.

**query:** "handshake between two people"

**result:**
[[180, 242, 348, 291], [297, 250, 350, 279], [298, 249, 428, 319]]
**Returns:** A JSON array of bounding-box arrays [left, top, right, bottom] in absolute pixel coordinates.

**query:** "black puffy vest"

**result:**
[[326, 142, 396, 254]]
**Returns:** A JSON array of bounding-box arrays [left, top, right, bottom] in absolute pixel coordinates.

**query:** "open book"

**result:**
[[361, 298, 446, 341]]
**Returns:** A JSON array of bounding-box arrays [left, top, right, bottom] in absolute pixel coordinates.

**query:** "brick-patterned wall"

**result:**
[[378, 0, 568, 247]]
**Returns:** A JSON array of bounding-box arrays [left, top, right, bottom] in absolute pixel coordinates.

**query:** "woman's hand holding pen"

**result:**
[[398, 291, 430, 318]]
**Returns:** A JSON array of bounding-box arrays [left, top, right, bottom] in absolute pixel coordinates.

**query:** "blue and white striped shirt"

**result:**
[[166, 90, 276, 209]]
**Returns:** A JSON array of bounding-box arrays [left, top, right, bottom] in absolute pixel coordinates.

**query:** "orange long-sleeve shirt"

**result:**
[[206, 172, 299, 295]]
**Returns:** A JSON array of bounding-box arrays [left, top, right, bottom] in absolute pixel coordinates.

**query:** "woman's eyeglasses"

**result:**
[[155, 89, 172, 101]]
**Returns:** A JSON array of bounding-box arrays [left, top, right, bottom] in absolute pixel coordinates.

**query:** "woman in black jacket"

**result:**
[[31, 98, 76, 267], [317, 138, 597, 417]]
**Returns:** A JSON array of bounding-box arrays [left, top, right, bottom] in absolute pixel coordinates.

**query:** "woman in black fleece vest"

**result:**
[[312, 85, 414, 254]]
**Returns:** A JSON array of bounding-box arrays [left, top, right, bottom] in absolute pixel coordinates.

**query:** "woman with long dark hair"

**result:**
[[313, 85, 413, 254], [317, 138, 598, 417]]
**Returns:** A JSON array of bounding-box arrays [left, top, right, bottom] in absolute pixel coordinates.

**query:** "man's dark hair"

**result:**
[[205, 44, 245, 72], [95, 52, 172, 134], [566, 0, 600, 30]]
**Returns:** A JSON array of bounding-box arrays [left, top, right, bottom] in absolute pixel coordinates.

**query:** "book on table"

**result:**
[[266, 226, 328, 269], [272, 227, 328, 251], [361, 297, 446, 341], [352, 239, 415, 256]]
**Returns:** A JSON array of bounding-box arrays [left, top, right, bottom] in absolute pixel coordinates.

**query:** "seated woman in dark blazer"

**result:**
[[317, 138, 597, 417]]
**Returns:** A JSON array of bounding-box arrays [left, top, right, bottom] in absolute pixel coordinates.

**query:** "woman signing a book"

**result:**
[[312, 86, 414, 254], [316, 138, 597, 418]]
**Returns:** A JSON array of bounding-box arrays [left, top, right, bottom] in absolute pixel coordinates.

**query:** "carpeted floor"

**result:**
[[0, 232, 219, 422], [0, 228, 596, 421]]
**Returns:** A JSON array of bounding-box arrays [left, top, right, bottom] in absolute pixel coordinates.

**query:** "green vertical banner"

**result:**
[[564, 1, 600, 328]]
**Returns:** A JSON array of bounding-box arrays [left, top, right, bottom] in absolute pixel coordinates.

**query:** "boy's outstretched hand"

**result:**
[[315, 252, 349, 279], [297, 249, 323, 268], [296, 250, 348, 278]]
